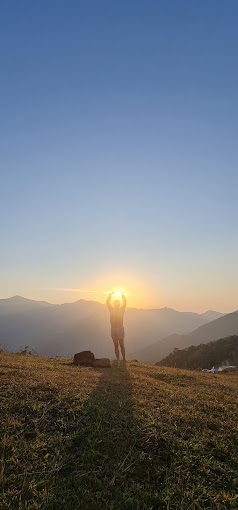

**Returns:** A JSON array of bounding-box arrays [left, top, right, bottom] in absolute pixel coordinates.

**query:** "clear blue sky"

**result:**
[[1, 1, 238, 311]]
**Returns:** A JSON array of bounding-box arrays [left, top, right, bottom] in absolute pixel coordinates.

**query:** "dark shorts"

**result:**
[[111, 327, 125, 340]]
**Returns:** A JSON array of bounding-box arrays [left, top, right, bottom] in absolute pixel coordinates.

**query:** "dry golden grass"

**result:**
[[0, 352, 238, 509]]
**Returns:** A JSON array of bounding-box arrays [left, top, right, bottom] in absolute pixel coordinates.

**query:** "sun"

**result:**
[[114, 290, 122, 297]]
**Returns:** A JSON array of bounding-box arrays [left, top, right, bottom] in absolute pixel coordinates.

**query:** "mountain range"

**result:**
[[132, 310, 238, 363], [0, 296, 224, 358]]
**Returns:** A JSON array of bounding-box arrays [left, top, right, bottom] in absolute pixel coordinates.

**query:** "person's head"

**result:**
[[114, 300, 120, 309]]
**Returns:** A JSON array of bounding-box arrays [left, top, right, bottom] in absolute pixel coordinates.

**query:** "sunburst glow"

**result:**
[[114, 290, 122, 297]]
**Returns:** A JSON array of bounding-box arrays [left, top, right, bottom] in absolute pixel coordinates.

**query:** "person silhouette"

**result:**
[[106, 293, 126, 361]]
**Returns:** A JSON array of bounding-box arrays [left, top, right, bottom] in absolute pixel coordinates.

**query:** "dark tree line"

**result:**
[[157, 335, 238, 370]]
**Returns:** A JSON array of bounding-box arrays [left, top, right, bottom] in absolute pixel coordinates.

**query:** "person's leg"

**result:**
[[119, 339, 125, 361], [113, 338, 119, 360]]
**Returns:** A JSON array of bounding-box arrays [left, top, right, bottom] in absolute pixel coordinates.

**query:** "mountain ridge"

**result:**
[[0, 295, 224, 316], [132, 310, 238, 363]]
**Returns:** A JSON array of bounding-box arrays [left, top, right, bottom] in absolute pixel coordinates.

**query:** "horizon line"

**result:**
[[0, 294, 231, 315]]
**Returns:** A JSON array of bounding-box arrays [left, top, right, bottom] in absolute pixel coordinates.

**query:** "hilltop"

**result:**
[[157, 335, 238, 370], [0, 352, 238, 509]]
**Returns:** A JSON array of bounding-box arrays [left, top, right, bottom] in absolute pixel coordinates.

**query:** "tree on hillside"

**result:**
[[157, 336, 238, 370]]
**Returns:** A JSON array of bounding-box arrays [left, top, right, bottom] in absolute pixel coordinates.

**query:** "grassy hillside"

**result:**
[[0, 353, 238, 509], [157, 336, 238, 370]]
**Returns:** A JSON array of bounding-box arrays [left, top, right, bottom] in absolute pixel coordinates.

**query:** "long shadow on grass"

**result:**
[[49, 361, 145, 509]]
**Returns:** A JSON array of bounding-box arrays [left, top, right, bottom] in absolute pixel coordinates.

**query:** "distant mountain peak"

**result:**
[[10, 295, 32, 301], [201, 310, 224, 319], [203, 309, 221, 314], [0, 295, 52, 309]]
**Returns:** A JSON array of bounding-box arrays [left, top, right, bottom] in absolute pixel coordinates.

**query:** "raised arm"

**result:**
[[106, 293, 113, 311], [121, 294, 127, 310]]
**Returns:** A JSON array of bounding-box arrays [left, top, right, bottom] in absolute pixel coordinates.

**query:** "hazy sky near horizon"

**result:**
[[1, 1, 238, 312]]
